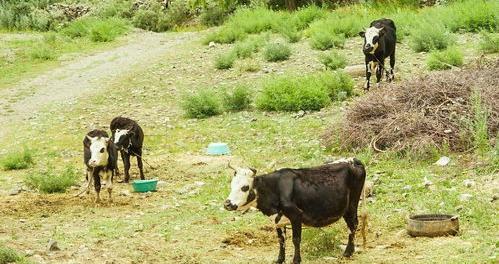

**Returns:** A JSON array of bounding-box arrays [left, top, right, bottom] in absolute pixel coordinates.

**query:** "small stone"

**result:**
[[423, 176, 433, 188], [435, 156, 451, 166], [208, 41, 216, 48], [459, 193, 473, 202], [119, 190, 131, 197], [19, 219, 27, 223], [463, 179, 475, 188], [9, 187, 21, 196], [47, 239, 60, 251], [491, 194, 498, 203], [25, 250, 34, 257], [402, 185, 412, 191]]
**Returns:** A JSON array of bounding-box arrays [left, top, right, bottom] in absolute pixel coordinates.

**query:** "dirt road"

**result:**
[[0, 30, 197, 140]]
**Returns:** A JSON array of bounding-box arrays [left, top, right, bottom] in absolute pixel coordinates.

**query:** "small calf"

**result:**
[[110, 117, 145, 182]]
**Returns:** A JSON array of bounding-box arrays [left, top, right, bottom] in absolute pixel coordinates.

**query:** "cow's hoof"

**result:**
[[274, 260, 284, 264], [343, 250, 354, 258]]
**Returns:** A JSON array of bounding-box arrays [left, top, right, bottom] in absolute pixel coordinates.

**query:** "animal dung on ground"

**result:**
[[407, 214, 459, 237], [206, 142, 230, 155]]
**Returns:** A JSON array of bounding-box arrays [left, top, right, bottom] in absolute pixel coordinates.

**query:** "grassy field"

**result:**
[[0, 1, 498, 263]]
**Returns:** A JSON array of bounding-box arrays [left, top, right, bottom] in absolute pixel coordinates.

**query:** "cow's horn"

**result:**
[[227, 160, 236, 171]]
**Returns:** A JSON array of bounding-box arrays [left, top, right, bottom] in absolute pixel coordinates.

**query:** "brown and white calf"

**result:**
[[82, 129, 118, 203], [224, 158, 367, 264]]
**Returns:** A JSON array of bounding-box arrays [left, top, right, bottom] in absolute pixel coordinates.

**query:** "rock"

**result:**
[[208, 41, 216, 48], [463, 179, 475, 188], [402, 185, 412, 191], [444, 129, 452, 134], [423, 176, 433, 188], [9, 187, 21, 196], [491, 194, 498, 203], [47, 239, 60, 251], [459, 193, 473, 202], [435, 156, 450, 166], [293, 110, 306, 119], [19, 219, 27, 223], [157, 180, 167, 187], [25, 250, 34, 257], [119, 190, 131, 197]]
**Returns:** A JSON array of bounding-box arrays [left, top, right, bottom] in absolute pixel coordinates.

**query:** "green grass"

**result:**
[[426, 47, 464, 70], [319, 50, 347, 70], [24, 165, 78, 193], [410, 21, 454, 52], [308, 30, 345, 50], [89, 18, 129, 42], [479, 32, 499, 53], [232, 35, 267, 59], [182, 89, 223, 118], [1, 148, 34, 170], [214, 52, 236, 69], [223, 85, 252, 112], [263, 42, 291, 62], [470, 89, 490, 155], [0, 245, 26, 264], [256, 72, 353, 112]]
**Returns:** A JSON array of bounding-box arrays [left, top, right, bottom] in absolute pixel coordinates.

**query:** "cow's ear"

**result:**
[[250, 168, 257, 176], [358, 31, 365, 38]]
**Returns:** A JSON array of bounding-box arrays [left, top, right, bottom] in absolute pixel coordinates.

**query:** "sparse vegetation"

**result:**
[[410, 21, 454, 52], [182, 90, 222, 118], [319, 50, 347, 70], [0, 245, 24, 264], [89, 18, 129, 42], [479, 32, 499, 53], [25, 165, 78, 193], [470, 90, 491, 155], [30, 45, 57, 60], [215, 52, 237, 69], [426, 47, 463, 70], [263, 42, 291, 62], [1, 149, 34, 170]]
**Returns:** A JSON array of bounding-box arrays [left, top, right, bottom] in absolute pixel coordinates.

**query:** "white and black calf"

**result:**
[[110, 117, 145, 183], [359, 18, 397, 91], [83, 129, 118, 203], [224, 158, 367, 264]]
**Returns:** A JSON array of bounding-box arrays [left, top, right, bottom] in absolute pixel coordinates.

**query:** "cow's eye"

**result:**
[[100, 148, 105, 153], [373, 36, 379, 42], [241, 185, 249, 192]]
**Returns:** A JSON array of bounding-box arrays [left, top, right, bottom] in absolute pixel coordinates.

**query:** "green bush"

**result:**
[[291, 5, 327, 30], [437, 0, 498, 33], [132, 9, 160, 31], [256, 72, 353, 112], [215, 52, 236, 69], [25, 165, 78, 194], [90, 18, 129, 42], [0, 1, 55, 31], [309, 30, 345, 50], [319, 50, 347, 70], [201, 5, 229, 26], [1, 149, 34, 170], [479, 32, 499, 53], [30, 44, 57, 60], [276, 23, 302, 43], [223, 85, 252, 111], [182, 90, 222, 119], [233, 35, 266, 58], [264, 43, 291, 62], [60, 17, 95, 38], [409, 21, 454, 52], [166, 0, 192, 27], [426, 47, 464, 70], [0, 246, 23, 264], [203, 26, 247, 44], [238, 59, 261, 72]]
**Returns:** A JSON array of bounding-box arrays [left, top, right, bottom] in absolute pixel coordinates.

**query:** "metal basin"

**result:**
[[407, 214, 459, 237]]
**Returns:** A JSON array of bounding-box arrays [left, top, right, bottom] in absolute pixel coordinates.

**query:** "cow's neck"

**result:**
[[253, 175, 281, 217]]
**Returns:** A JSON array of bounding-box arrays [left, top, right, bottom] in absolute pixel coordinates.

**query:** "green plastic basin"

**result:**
[[132, 179, 158, 193]]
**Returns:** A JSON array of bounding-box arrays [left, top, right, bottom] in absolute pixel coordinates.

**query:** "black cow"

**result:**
[[359, 18, 397, 91], [110, 117, 145, 183], [224, 158, 367, 264], [82, 129, 118, 203]]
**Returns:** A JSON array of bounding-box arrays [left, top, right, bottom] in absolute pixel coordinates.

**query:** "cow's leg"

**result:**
[[291, 219, 302, 264], [93, 170, 101, 203], [364, 60, 371, 91], [343, 211, 359, 257], [106, 170, 113, 202], [375, 60, 384, 88], [136, 150, 145, 180], [122, 150, 131, 183], [86, 169, 92, 195], [388, 52, 395, 82], [275, 227, 286, 264]]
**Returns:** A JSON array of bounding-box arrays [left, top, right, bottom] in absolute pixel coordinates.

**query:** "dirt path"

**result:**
[[0, 30, 197, 140]]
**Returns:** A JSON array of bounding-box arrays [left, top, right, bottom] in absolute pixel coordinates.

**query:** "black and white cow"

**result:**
[[224, 158, 367, 264], [82, 129, 118, 203], [110, 117, 145, 183], [359, 18, 397, 91]]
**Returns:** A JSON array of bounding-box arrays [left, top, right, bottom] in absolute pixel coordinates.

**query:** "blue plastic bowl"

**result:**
[[132, 179, 158, 193], [207, 142, 230, 155]]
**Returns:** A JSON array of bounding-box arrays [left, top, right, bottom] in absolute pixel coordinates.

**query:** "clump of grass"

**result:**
[[438, 0, 497, 33], [182, 90, 222, 119], [0, 245, 23, 264], [409, 21, 454, 52], [275, 23, 302, 43], [426, 47, 463, 70], [90, 17, 129, 42], [470, 89, 490, 155], [302, 229, 339, 259], [309, 30, 345, 50], [25, 165, 78, 193], [233, 35, 266, 59], [256, 72, 352, 112], [291, 5, 327, 30], [223, 85, 252, 112], [264, 43, 291, 62], [215, 52, 236, 70], [203, 26, 246, 44], [479, 32, 499, 54], [238, 59, 261, 72], [29, 45, 57, 60], [60, 17, 95, 38], [1, 148, 34, 170], [200, 5, 229, 26], [319, 50, 347, 70]]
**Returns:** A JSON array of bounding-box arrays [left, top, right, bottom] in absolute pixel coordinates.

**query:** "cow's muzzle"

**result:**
[[364, 45, 374, 53], [224, 200, 237, 211]]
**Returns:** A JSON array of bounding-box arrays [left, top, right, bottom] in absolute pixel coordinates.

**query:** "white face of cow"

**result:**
[[113, 129, 130, 149], [360, 27, 384, 54], [87, 136, 109, 168], [224, 166, 257, 211]]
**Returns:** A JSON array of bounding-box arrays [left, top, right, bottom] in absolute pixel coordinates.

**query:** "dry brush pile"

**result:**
[[325, 59, 499, 153]]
